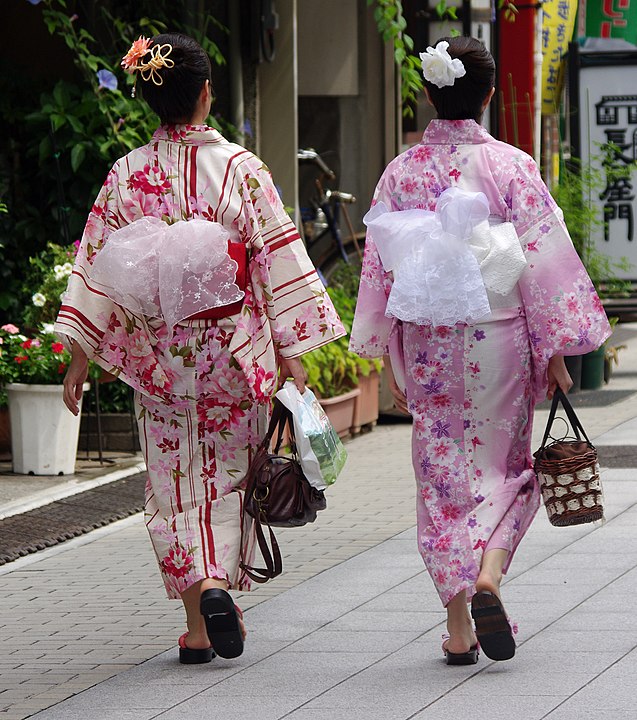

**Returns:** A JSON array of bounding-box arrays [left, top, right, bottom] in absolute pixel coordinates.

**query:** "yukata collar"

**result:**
[[422, 119, 493, 146], [152, 124, 224, 146]]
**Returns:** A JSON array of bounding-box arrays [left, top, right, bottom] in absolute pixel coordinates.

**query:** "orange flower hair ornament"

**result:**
[[121, 36, 174, 97]]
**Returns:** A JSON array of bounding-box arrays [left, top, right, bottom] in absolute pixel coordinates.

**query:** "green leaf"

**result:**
[[50, 113, 66, 131], [71, 144, 86, 173], [38, 136, 52, 164]]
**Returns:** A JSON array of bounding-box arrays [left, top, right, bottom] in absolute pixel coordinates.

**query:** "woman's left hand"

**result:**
[[547, 355, 573, 399]]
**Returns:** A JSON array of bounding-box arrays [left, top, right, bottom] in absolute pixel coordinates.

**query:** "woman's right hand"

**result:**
[[547, 355, 573, 399], [63, 342, 89, 416], [278, 355, 308, 394], [384, 354, 409, 415]]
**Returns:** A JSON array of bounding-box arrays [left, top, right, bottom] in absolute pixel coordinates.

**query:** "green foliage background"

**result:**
[[0, 0, 229, 324]]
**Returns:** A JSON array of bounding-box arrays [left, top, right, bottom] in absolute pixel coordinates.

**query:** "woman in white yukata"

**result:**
[[350, 36, 611, 664], [56, 34, 344, 664]]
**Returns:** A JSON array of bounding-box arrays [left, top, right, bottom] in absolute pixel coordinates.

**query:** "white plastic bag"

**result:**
[[275, 381, 348, 491]]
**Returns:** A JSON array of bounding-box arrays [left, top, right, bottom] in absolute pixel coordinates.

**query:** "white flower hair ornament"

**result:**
[[420, 41, 466, 89]]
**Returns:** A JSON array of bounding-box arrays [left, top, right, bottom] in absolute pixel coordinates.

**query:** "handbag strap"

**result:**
[[239, 398, 291, 583], [263, 398, 295, 454], [240, 511, 283, 583], [539, 386, 593, 452]]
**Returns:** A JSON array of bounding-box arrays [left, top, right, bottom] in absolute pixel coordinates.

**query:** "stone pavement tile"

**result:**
[[325, 609, 442, 633], [30, 708, 163, 720], [443, 650, 618, 696], [26, 678, 213, 715], [284, 710, 410, 720], [358, 591, 438, 612], [546, 712, 635, 720], [523, 629, 637, 654], [594, 416, 637, 445], [158, 694, 308, 720], [285, 629, 422, 654], [192, 651, 386, 700], [533, 649, 637, 719], [99, 650, 240, 686], [408, 695, 567, 720]]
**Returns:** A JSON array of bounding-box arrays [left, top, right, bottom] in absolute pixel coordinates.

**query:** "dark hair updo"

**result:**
[[138, 33, 212, 125], [422, 36, 495, 122]]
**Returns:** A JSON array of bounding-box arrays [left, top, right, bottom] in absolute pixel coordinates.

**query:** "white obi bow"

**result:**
[[364, 188, 527, 327], [90, 217, 244, 330]]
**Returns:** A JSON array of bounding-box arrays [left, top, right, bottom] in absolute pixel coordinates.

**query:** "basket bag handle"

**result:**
[[538, 386, 593, 454]]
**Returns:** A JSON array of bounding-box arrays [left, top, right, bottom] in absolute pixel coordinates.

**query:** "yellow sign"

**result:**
[[541, 0, 578, 114]]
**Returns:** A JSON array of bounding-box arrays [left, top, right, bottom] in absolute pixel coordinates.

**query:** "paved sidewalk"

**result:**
[[0, 322, 636, 719], [20, 462, 637, 720]]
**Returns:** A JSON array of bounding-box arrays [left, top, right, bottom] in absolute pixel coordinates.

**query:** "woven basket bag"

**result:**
[[533, 388, 604, 527]]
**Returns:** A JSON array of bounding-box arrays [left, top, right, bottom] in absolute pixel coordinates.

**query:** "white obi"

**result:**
[[364, 188, 527, 327], [90, 217, 244, 330]]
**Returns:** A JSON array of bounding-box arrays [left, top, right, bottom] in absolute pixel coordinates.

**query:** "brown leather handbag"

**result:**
[[240, 399, 326, 582]]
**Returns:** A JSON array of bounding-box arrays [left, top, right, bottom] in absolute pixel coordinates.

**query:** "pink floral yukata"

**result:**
[[350, 119, 611, 607], [55, 125, 344, 599]]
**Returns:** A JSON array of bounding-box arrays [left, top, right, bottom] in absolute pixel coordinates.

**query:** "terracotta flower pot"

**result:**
[[351, 371, 380, 435], [318, 387, 360, 440]]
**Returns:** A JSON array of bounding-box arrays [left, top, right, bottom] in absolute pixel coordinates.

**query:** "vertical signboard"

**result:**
[[569, 45, 637, 280], [584, 0, 637, 43], [541, 0, 577, 114]]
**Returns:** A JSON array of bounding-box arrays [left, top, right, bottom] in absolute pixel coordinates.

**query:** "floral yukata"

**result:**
[[350, 119, 610, 607], [55, 125, 344, 599]]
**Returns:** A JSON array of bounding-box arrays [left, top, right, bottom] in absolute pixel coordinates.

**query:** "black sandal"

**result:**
[[471, 591, 516, 661], [200, 588, 244, 659], [442, 638, 479, 665], [178, 632, 215, 664]]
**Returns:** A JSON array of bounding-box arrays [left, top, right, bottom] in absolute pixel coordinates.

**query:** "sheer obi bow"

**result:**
[[90, 217, 245, 330], [364, 188, 527, 327]]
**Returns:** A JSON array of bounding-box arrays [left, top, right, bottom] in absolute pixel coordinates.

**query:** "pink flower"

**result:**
[[441, 503, 462, 522], [122, 189, 161, 218], [160, 544, 194, 579], [2, 324, 19, 334], [398, 175, 422, 199], [121, 36, 152, 72]]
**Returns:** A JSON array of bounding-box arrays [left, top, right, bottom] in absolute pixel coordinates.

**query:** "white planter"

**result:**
[[6, 383, 89, 475]]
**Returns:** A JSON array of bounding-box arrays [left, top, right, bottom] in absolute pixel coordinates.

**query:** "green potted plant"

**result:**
[[302, 263, 382, 437], [0, 323, 88, 474]]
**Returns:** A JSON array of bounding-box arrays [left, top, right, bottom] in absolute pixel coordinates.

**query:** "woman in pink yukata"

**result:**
[[56, 34, 344, 664], [350, 36, 611, 664]]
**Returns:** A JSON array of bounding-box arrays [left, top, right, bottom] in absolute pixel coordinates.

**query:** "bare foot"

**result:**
[[475, 567, 502, 598], [444, 615, 478, 654], [236, 610, 247, 641], [182, 630, 212, 650]]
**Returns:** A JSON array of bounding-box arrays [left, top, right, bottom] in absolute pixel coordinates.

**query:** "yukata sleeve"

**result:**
[[504, 156, 612, 400], [349, 174, 395, 358], [238, 156, 345, 358], [54, 162, 124, 360]]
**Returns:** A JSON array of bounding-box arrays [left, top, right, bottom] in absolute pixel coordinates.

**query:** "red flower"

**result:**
[[51, 342, 65, 354], [20, 339, 33, 349], [58, 362, 67, 374], [14, 355, 28, 364]]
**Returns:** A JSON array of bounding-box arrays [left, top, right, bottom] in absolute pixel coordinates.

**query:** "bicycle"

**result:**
[[297, 148, 363, 281]]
